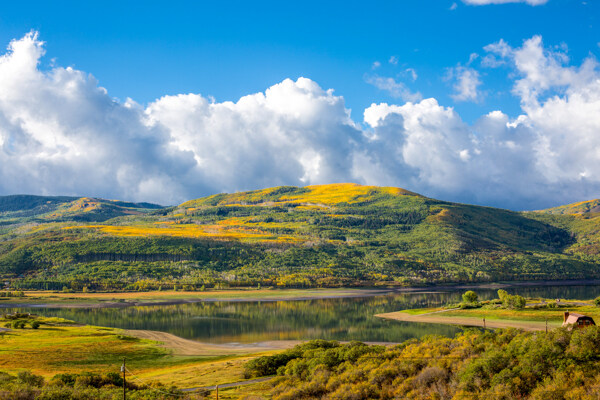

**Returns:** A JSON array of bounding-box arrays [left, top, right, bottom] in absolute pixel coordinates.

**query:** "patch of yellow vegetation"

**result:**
[[63, 222, 303, 243], [180, 183, 419, 209], [538, 199, 600, 215], [292, 183, 417, 204], [295, 204, 328, 211], [426, 208, 451, 223], [217, 217, 252, 226]]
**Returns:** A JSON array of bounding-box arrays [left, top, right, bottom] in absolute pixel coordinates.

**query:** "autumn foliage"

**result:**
[[247, 327, 600, 399]]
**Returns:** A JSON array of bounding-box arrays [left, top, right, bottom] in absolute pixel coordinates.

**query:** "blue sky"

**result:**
[[0, 0, 599, 209]]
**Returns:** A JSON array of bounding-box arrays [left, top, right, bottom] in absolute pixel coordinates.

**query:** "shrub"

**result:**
[[17, 371, 44, 387], [462, 291, 478, 303], [50, 373, 78, 387], [498, 290, 527, 309]]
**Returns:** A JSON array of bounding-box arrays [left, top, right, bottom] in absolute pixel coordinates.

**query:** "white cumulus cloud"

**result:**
[[462, 0, 548, 5], [447, 66, 483, 102], [365, 75, 422, 102], [1, 32, 600, 211]]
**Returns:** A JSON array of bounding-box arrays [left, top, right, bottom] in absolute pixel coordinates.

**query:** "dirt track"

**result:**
[[376, 311, 562, 331], [125, 329, 300, 356]]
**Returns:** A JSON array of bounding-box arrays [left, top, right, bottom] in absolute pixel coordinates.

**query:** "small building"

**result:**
[[562, 312, 596, 330]]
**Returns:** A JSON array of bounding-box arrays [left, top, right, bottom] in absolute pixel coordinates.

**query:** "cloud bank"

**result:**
[[0, 32, 599, 210], [462, 0, 548, 5]]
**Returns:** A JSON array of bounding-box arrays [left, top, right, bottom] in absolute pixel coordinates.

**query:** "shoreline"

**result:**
[[375, 310, 564, 331], [2, 279, 600, 309], [0, 288, 393, 309], [124, 329, 400, 356]]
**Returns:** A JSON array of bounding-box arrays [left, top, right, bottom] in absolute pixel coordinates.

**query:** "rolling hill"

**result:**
[[0, 195, 162, 224], [0, 184, 599, 291]]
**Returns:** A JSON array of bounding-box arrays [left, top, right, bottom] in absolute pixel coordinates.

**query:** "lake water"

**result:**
[[4, 284, 600, 344]]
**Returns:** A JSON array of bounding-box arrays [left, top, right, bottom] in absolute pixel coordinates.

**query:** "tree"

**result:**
[[462, 291, 478, 303], [497, 290, 508, 302], [513, 295, 526, 309]]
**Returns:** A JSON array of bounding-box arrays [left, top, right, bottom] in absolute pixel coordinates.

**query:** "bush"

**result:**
[[50, 373, 78, 387], [497, 289, 527, 309], [594, 296, 600, 307], [245, 352, 299, 378], [10, 320, 27, 329], [30, 320, 41, 329], [17, 371, 44, 387], [462, 291, 478, 303]]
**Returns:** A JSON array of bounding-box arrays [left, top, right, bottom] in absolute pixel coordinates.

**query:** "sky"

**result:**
[[0, 0, 598, 210]]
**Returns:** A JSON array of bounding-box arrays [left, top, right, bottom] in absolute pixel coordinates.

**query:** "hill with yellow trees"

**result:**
[[1, 184, 599, 290]]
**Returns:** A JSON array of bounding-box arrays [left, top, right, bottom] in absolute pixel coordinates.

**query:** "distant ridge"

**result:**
[[537, 199, 600, 215], [0, 194, 163, 223]]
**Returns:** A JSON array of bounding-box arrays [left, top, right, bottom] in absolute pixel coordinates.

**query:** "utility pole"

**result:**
[[546, 318, 548, 333], [216, 384, 219, 400], [483, 317, 486, 329], [122, 358, 126, 400]]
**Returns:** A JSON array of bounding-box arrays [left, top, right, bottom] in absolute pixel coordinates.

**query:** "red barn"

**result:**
[[562, 312, 595, 330]]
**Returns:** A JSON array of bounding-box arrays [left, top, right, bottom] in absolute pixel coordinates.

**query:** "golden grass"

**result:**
[[220, 381, 273, 400], [0, 319, 282, 390], [0, 324, 163, 377], [132, 351, 275, 388]]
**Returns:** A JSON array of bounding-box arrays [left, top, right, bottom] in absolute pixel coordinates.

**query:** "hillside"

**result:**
[[537, 199, 600, 216], [0, 184, 599, 290], [0, 195, 162, 225], [526, 199, 600, 259]]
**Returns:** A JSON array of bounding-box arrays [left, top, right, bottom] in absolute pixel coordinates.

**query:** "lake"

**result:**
[[5, 284, 600, 344]]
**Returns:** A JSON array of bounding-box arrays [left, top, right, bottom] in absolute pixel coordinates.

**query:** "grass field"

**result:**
[[0, 314, 281, 393]]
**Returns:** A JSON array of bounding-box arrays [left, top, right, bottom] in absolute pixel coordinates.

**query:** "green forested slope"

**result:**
[[0, 184, 599, 290], [245, 328, 600, 399]]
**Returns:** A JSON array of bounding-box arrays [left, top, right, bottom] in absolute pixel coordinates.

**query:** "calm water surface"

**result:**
[[6, 285, 600, 344]]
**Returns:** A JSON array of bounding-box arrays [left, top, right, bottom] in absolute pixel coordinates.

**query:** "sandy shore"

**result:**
[[376, 310, 562, 331], [124, 329, 301, 356], [124, 329, 400, 357]]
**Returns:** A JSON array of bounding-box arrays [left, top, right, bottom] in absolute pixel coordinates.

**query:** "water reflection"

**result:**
[[5, 285, 600, 344]]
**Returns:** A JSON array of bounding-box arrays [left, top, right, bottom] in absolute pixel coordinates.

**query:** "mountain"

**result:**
[[0, 195, 163, 224], [0, 184, 598, 291]]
